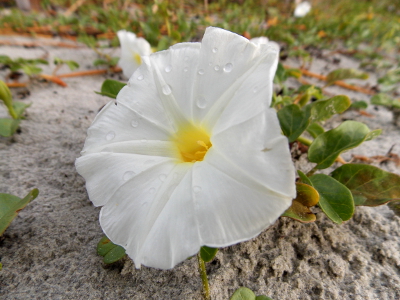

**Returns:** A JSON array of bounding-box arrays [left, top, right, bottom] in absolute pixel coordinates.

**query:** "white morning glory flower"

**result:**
[[117, 30, 152, 79], [76, 27, 296, 270], [294, 1, 312, 18]]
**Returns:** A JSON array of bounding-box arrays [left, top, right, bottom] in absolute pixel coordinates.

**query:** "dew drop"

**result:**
[[214, 65, 220, 71], [198, 69, 205, 75], [223, 63, 233, 72], [159, 174, 167, 182], [149, 187, 156, 194], [193, 186, 202, 193], [196, 96, 207, 109], [212, 47, 218, 53], [208, 62, 213, 66], [183, 67, 188, 72], [253, 86, 258, 93], [123, 171, 135, 181], [162, 84, 172, 95], [137, 74, 144, 81], [131, 119, 139, 127], [106, 131, 115, 141], [165, 65, 172, 73]]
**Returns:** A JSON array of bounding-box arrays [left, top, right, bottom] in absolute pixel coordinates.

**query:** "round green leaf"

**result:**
[[103, 245, 126, 264], [277, 104, 310, 142], [307, 122, 325, 138], [256, 296, 274, 300], [325, 68, 368, 86], [230, 287, 256, 300], [309, 174, 354, 224], [308, 121, 371, 169], [200, 246, 218, 262], [0, 189, 39, 235], [371, 94, 400, 109], [309, 95, 351, 123], [331, 164, 400, 206], [97, 236, 117, 256], [96, 79, 126, 99]]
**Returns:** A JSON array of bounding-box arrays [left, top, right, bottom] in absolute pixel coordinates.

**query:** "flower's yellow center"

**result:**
[[172, 123, 212, 163], [132, 52, 142, 65]]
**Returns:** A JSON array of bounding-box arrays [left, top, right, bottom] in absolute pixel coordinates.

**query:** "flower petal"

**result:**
[[99, 162, 201, 269], [192, 149, 292, 246], [76, 153, 174, 206], [211, 108, 296, 199], [191, 27, 279, 127], [118, 30, 152, 78]]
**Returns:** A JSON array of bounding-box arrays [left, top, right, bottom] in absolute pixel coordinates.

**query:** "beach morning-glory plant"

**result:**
[[76, 27, 296, 272], [117, 29, 152, 79]]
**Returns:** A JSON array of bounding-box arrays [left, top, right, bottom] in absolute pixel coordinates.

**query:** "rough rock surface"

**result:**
[[0, 38, 399, 300]]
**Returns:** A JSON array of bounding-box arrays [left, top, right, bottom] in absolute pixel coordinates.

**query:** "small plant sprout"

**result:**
[[117, 30, 152, 79], [76, 27, 296, 294], [52, 58, 80, 76]]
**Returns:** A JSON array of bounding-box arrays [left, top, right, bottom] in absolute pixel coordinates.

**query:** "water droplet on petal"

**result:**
[[214, 65, 220, 71], [208, 62, 213, 66], [253, 86, 258, 93], [141, 138, 147, 143], [137, 74, 144, 81], [212, 47, 218, 53], [131, 119, 139, 127], [162, 84, 172, 95], [223, 63, 233, 73], [198, 69, 205, 75], [142, 201, 148, 207], [106, 131, 115, 141], [196, 96, 207, 109], [149, 188, 156, 194], [123, 171, 135, 181], [183, 67, 188, 72], [165, 65, 172, 73], [159, 174, 167, 182], [193, 186, 202, 193]]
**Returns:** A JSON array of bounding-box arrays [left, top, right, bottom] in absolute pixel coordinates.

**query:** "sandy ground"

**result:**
[[0, 37, 399, 300]]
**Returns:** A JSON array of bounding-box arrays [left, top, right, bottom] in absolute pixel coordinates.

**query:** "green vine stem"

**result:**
[[197, 252, 211, 300], [296, 135, 313, 146]]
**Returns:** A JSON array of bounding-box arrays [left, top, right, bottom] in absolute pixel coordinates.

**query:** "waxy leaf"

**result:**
[[308, 121, 372, 169], [297, 170, 312, 185], [200, 246, 218, 262], [325, 68, 369, 86], [370, 94, 400, 109], [309, 174, 354, 224], [331, 164, 400, 206], [97, 236, 126, 264], [96, 79, 126, 99], [277, 104, 310, 142], [0, 189, 39, 235], [309, 95, 351, 123], [230, 287, 256, 300], [350, 100, 368, 110], [0, 118, 20, 137], [307, 122, 324, 138], [282, 183, 319, 223]]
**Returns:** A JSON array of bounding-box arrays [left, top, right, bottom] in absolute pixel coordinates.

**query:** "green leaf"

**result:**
[[96, 79, 126, 99], [370, 94, 400, 109], [65, 60, 80, 71], [365, 129, 382, 141], [282, 183, 319, 223], [277, 104, 310, 142], [0, 189, 39, 235], [230, 287, 256, 300], [350, 100, 368, 110], [97, 236, 126, 264], [297, 170, 312, 185], [307, 122, 325, 138], [0, 118, 20, 137], [12, 101, 31, 118], [388, 200, 400, 217], [309, 174, 354, 224], [0, 80, 13, 110], [309, 95, 351, 123], [331, 164, 400, 206], [103, 245, 127, 264], [200, 246, 218, 262], [308, 121, 371, 169], [325, 68, 369, 86]]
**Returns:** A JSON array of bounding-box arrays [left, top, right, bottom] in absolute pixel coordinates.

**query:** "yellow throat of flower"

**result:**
[[132, 52, 142, 65], [172, 123, 212, 163]]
